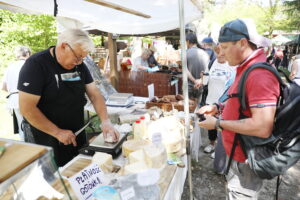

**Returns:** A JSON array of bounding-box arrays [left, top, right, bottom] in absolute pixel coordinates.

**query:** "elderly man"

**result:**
[[198, 19, 280, 199], [18, 29, 119, 166], [132, 49, 151, 71]]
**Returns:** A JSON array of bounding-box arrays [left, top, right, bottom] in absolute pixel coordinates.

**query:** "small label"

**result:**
[[152, 132, 162, 145], [120, 187, 135, 200]]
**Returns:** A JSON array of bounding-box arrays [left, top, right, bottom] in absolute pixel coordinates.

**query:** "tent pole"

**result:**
[[178, 0, 193, 200]]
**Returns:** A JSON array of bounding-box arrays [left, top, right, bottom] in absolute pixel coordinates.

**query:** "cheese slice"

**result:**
[[92, 152, 113, 173], [128, 149, 145, 164], [122, 139, 150, 157], [124, 161, 148, 175]]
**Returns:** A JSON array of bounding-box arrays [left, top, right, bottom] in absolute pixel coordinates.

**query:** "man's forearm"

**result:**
[[90, 93, 109, 122], [220, 118, 272, 138], [22, 107, 61, 138]]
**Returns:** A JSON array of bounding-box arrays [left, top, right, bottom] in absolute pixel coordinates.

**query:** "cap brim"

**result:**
[[250, 34, 271, 48]]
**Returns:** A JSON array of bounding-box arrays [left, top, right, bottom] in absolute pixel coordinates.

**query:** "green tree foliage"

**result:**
[[201, 0, 290, 36], [0, 9, 57, 77], [283, 0, 300, 30]]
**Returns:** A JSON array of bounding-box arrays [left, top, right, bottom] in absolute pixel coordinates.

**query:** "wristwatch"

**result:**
[[215, 119, 223, 132]]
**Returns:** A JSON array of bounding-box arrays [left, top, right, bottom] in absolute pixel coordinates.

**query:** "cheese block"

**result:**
[[122, 139, 150, 157], [92, 152, 113, 173], [143, 145, 167, 169], [128, 149, 145, 164], [147, 116, 185, 153], [124, 161, 148, 175]]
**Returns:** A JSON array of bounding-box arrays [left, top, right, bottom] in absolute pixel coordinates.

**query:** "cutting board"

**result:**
[[0, 140, 48, 182]]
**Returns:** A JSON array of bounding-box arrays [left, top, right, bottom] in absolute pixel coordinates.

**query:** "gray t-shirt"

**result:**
[[187, 46, 209, 87]]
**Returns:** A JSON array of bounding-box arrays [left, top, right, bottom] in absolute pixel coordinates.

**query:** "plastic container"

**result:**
[[133, 120, 143, 140]]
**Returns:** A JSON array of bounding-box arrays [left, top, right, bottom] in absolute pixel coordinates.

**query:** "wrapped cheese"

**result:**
[[147, 116, 185, 154], [92, 152, 113, 173], [143, 145, 167, 169]]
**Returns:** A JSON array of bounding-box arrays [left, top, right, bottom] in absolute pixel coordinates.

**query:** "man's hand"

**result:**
[[198, 115, 217, 130], [100, 120, 120, 143], [197, 104, 218, 116], [194, 79, 203, 89], [55, 130, 77, 146]]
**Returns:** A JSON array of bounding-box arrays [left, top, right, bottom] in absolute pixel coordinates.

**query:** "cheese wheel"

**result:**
[[122, 139, 150, 157]]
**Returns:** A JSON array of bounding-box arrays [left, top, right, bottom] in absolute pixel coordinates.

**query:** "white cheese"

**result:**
[[143, 145, 167, 169], [124, 161, 148, 175], [122, 139, 150, 157], [128, 149, 145, 164], [92, 152, 113, 173]]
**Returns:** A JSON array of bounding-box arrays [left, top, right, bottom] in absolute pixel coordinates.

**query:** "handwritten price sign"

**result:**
[[68, 163, 107, 200]]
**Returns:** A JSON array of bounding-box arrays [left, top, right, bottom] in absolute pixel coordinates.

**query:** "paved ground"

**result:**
[[181, 132, 300, 200]]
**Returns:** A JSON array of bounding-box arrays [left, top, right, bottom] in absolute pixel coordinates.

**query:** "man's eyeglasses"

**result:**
[[220, 26, 249, 40], [66, 43, 84, 63]]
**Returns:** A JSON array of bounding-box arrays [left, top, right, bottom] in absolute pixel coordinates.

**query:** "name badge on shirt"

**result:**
[[60, 72, 81, 81]]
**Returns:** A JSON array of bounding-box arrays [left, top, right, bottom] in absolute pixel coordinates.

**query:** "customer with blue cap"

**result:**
[[197, 18, 279, 199], [201, 37, 216, 63]]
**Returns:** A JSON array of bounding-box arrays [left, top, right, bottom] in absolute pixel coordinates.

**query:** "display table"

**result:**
[[60, 154, 187, 200]]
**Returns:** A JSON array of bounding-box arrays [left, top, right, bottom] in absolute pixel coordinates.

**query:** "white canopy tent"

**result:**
[[0, 0, 201, 35]]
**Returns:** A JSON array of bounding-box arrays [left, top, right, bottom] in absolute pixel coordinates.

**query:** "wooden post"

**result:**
[[108, 33, 119, 90]]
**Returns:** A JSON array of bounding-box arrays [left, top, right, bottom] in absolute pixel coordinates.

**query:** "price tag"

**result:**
[[120, 187, 135, 200], [148, 83, 154, 101], [152, 132, 162, 145], [68, 163, 107, 200]]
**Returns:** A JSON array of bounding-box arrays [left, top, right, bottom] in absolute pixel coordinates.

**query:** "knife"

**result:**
[[74, 115, 98, 136]]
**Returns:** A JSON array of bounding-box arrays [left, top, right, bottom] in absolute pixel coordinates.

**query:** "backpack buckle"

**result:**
[[274, 138, 283, 154]]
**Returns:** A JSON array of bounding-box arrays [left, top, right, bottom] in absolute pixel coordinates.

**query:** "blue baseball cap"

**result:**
[[202, 37, 214, 44], [218, 18, 270, 48]]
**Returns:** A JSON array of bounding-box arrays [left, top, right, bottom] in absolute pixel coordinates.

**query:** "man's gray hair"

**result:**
[[142, 48, 151, 56], [15, 46, 31, 59], [57, 29, 94, 52]]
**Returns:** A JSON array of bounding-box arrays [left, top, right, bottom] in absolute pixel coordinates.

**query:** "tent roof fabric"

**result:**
[[0, 0, 201, 35]]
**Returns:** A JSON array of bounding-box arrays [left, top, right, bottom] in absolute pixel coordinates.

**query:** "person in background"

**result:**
[[203, 45, 236, 158], [2, 46, 31, 141], [148, 46, 159, 68], [132, 49, 151, 71], [198, 19, 279, 199], [274, 47, 283, 68], [202, 37, 217, 63], [186, 32, 209, 101], [289, 54, 300, 85], [18, 29, 119, 167]]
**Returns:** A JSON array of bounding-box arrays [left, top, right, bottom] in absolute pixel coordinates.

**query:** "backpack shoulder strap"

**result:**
[[237, 62, 286, 111], [208, 57, 216, 70]]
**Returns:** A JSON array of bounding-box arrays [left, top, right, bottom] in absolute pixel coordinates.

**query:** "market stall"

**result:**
[[0, 1, 201, 199]]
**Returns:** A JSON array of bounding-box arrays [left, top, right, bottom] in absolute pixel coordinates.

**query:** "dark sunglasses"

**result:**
[[220, 26, 249, 40]]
